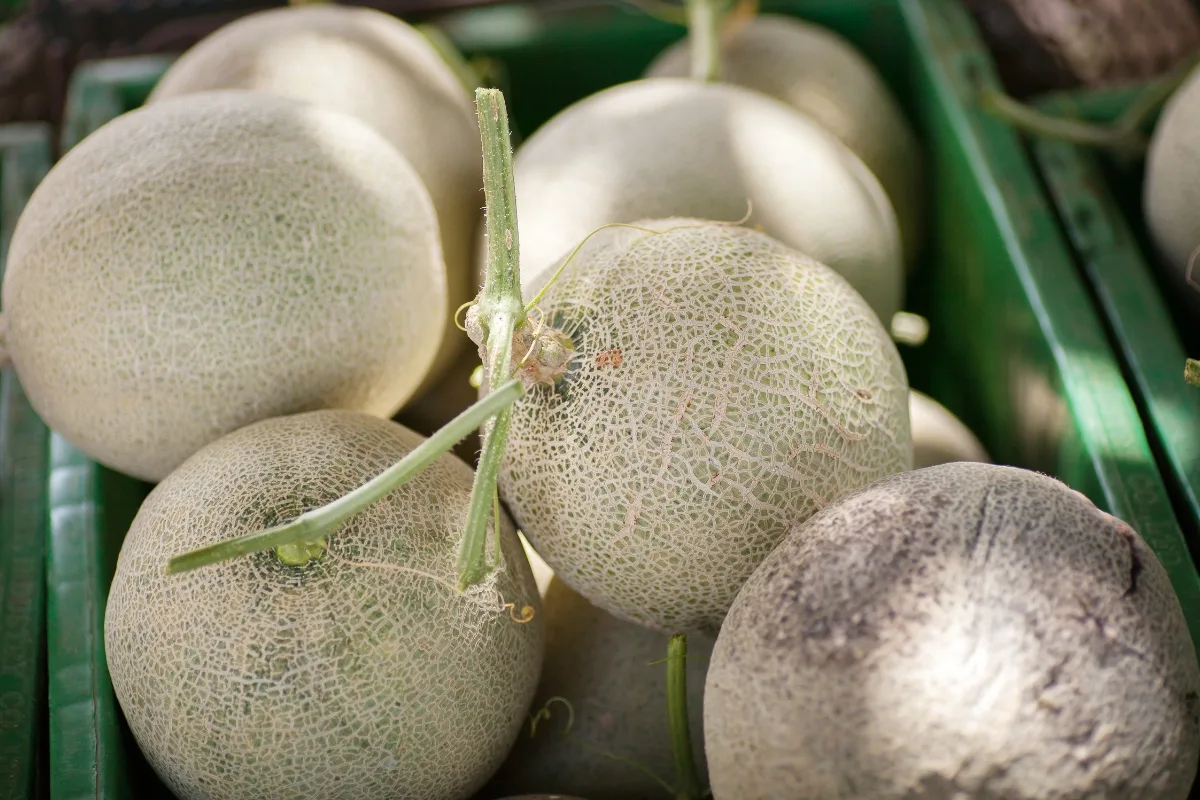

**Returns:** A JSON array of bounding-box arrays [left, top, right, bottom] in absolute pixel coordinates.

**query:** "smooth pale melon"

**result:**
[[705, 462, 1200, 799], [645, 14, 926, 268], [1144, 61, 1200, 315], [482, 576, 714, 800], [0, 90, 446, 482], [104, 409, 544, 800], [501, 78, 904, 324], [909, 389, 990, 468], [148, 4, 483, 395], [486, 218, 911, 634]]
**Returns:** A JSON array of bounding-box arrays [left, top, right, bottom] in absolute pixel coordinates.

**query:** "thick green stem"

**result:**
[[165, 379, 524, 575], [686, 0, 721, 83], [979, 88, 1146, 153], [667, 634, 704, 800], [457, 87, 527, 589]]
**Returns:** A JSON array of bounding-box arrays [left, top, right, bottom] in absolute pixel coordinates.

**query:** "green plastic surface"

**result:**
[[49, 0, 1200, 796], [1027, 88, 1200, 589], [0, 122, 51, 800]]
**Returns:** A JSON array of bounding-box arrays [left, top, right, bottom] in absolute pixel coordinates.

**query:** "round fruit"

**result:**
[[645, 13, 925, 267], [492, 218, 911, 634], [483, 576, 714, 800], [909, 389, 990, 468], [148, 4, 483, 391], [504, 78, 903, 324], [705, 462, 1200, 799], [0, 90, 446, 481], [104, 409, 544, 800]]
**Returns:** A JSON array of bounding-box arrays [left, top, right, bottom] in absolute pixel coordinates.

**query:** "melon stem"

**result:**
[[458, 87, 528, 590], [667, 634, 705, 800], [978, 88, 1146, 153], [163, 378, 524, 575], [686, 0, 722, 83]]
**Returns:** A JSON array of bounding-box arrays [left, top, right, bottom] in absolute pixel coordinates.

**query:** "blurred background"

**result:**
[[3, 0, 1200, 143]]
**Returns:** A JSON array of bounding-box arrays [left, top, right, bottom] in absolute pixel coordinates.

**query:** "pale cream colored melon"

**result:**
[[1144, 61, 1200, 311], [104, 409, 544, 800], [645, 14, 926, 268], [148, 4, 483, 395], [909, 389, 990, 468], [486, 218, 911, 634], [705, 462, 1200, 799], [0, 90, 446, 482], [499, 78, 904, 325], [482, 576, 714, 800]]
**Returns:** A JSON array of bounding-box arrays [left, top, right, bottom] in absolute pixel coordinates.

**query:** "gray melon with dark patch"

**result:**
[[482, 576, 714, 800], [705, 462, 1200, 799], [104, 409, 544, 800]]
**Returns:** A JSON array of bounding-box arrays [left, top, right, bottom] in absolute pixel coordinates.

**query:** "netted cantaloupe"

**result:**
[[480, 218, 911, 634], [1144, 61, 1200, 315], [147, 4, 483, 395], [0, 90, 446, 482], [704, 462, 1200, 799], [104, 409, 544, 800], [909, 389, 990, 468], [500, 78, 904, 324], [644, 13, 926, 268], [482, 576, 714, 800]]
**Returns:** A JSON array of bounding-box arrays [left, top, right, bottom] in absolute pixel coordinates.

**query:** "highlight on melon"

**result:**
[[104, 409, 544, 800], [909, 389, 990, 468], [502, 77, 903, 326], [0, 89, 446, 482], [481, 576, 714, 800], [147, 2, 484, 397], [485, 216, 911, 634], [704, 462, 1200, 799], [644, 10, 926, 268]]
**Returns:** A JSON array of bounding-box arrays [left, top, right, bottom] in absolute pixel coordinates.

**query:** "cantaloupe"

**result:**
[[501, 78, 904, 324], [147, 4, 483, 394], [104, 409, 544, 800], [485, 218, 911, 635], [645, 13, 926, 268], [1144, 61, 1200, 313], [0, 90, 446, 482], [704, 462, 1200, 799], [482, 576, 714, 800], [909, 389, 990, 468]]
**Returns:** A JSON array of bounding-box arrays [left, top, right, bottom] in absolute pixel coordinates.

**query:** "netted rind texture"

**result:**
[[503, 78, 903, 325], [1144, 62, 1200, 317], [482, 576, 714, 800], [644, 14, 925, 269], [1, 89, 446, 482], [147, 4, 482, 392], [705, 462, 1200, 800], [103, 410, 544, 800], [497, 219, 911, 634], [909, 390, 990, 469]]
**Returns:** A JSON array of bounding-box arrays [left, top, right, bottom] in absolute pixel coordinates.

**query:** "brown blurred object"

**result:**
[[963, 0, 1200, 97], [0, 0, 515, 134]]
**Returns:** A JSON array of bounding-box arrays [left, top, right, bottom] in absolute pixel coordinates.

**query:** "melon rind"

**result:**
[[705, 462, 1200, 799], [1, 90, 447, 481], [148, 4, 483, 393], [497, 218, 911, 634], [104, 409, 544, 800]]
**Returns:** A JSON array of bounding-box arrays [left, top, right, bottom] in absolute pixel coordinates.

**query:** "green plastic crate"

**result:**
[[0, 122, 51, 800], [1025, 85, 1200, 584], [46, 0, 1200, 796]]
